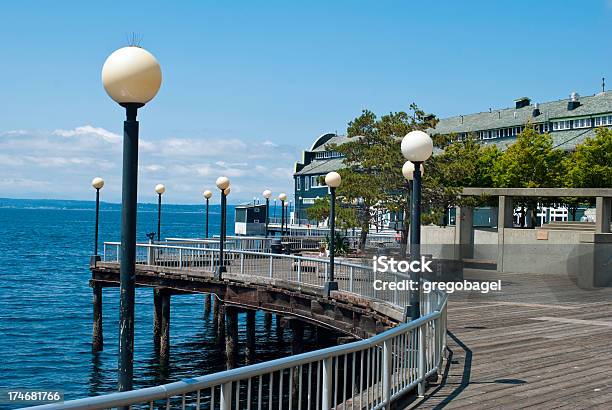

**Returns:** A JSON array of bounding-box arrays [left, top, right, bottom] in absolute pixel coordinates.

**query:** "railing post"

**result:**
[[178, 248, 183, 268], [240, 252, 244, 274], [383, 339, 392, 409], [322, 357, 333, 410], [435, 315, 441, 369], [418, 323, 426, 397], [297, 259, 302, 283], [269, 255, 273, 278], [220, 381, 232, 410], [349, 267, 354, 293], [116, 244, 120, 263]]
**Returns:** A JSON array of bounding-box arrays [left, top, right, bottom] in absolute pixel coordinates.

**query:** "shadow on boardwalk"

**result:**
[[407, 269, 612, 410]]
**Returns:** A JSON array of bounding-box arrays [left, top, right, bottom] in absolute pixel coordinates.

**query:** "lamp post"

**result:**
[[91, 177, 105, 264], [216, 177, 230, 279], [203, 190, 212, 238], [278, 193, 287, 236], [102, 45, 162, 392], [401, 131, 433, 321], [155, 184, 165, 241], [263, 190, 272, 237], [324, 172, 341, 296]]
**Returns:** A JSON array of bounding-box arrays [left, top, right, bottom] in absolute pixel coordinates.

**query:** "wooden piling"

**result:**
[[92, 283, 103, 352], [153, 288, 162, 349], [245, 310, 256, 364], [212, 295, 219, 330], [290, 319, 304, 355], [204, 293, 211, 317], [275, 314, 284, 342], [216, 301, 226, 347], [225, 307, 238, 369], [264, 312, 272, 331], [160, 291, 171, 363]]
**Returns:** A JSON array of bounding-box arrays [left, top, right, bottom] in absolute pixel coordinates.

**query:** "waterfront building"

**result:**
[[293, 91, 612, 226]]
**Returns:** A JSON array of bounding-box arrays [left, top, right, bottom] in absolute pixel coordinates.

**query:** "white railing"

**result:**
[[46, 242, 448, 410], [102, 242, 414, 309]]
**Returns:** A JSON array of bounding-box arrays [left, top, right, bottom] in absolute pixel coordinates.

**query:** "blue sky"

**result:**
[[0, 0, 610, 203]]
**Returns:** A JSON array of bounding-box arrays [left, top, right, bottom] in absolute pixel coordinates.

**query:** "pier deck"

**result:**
[[411, 269, 612, 409]]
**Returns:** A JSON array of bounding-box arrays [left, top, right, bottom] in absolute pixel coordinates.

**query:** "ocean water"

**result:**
[[0, 198, 320, 405]]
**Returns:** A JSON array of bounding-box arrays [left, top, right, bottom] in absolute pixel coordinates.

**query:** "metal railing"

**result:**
[[102, 242, 416, 308], [43, 243, 448, 410]]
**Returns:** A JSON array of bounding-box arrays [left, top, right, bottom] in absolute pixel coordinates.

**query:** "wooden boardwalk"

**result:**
[[409, 269, 612, 410]]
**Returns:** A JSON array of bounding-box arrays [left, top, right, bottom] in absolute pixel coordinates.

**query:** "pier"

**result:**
[[71, 238, 448, 410]]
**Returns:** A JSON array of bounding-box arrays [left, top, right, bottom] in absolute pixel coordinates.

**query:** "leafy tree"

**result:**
[[564, 127, 612, 188], [492, 127, 566, 226], [306, 197, 359, 230], [329, 104, 437, 253]]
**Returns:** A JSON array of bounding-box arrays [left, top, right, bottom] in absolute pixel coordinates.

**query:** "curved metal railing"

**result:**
[[29, 242, 448, 410]]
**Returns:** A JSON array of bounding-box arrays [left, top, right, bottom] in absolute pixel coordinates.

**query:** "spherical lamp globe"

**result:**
[[92, 177, 105, 190], [401, 130, 433, 162], [401, 161, 425, 181], [203, 190, 213, 200], [216, 176, 230, 191], [155, 184, 165, 195], [262, 189, 272, 199], [223, 187, 231, 196], [325, 172, 342, 188], [102, 46, 162, 104], [278, 193, 287, 201]]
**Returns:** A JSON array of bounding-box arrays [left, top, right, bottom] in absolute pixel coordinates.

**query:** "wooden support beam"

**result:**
[[275, 314, 284, 343], [245, 310, 256, 364], [204, 293, 211, 318], [153, 288, 162, 350], [92, 283, 103, 352], [159, 291, 171, 363], [264, 312, 272, 331], [290, 319, 304, 355], [225, 307, 238, 369], [216, 301, 226, 347]]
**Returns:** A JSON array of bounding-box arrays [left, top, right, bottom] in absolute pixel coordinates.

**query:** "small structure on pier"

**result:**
[[234, 203, 267, 236]]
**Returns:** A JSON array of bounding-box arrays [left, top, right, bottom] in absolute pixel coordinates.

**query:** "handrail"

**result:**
[[47, 241, 450, 410]]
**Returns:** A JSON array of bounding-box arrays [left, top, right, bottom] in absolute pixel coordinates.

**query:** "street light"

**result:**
[[324, 172, 341, 296], [401, 130, 433, 321], [203, 190, 213, 238], [91, 177, 105, 265], [279, 193, 287, 236], [102, 45, 162, 392], [155, 184, 165, 241], [263, 190, 272, 237], [216, 176, 230, 279]]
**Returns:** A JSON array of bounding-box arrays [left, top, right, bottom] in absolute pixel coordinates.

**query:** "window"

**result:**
[[305, 176, 310, 191], [296, 177, 301, 191], [311, 176, 321, 187]]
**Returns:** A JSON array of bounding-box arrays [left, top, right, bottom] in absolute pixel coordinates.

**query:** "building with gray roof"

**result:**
[[293, 91, 612, 222]]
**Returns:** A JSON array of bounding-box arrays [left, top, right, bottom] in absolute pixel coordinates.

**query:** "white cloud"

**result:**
[[53, 125, 121, 144], [0, 125, 301, 203]]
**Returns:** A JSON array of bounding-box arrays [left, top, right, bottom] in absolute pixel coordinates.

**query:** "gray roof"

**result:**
[[294, 157, 345, 176], [433, 91, 612, 135], [478, 128, 598, 151], [311, 135, 351, 151]]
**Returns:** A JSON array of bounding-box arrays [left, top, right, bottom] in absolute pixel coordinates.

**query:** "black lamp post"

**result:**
[[279, 193, 287, 236], [155, 184, 165, 242], [203, 190, 212, 238], [263, 190, 272, 237], [91, 177, 104, 264], [323, 172, 341, 296], [215, 177, 230, 279], [102, 45, 162, 392], [401, 131, 433, 321]]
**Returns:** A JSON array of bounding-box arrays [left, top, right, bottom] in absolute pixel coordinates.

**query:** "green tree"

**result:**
[[306, 197, 359, 230], [564, 127, 612, 188], [492, 127, 566, 226], [330, 105, 437, 253]]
